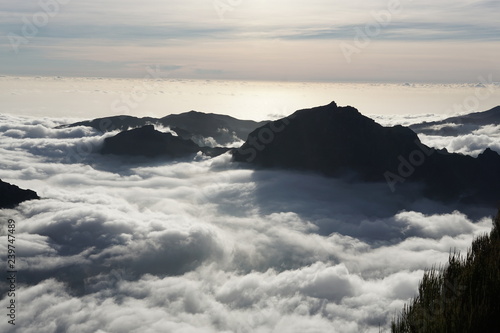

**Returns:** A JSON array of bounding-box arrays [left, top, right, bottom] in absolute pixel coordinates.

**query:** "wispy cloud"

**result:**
[[1, 0, 499, 81]]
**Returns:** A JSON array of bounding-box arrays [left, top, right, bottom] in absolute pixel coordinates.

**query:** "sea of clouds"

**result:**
[[0, 113, 498, 333]]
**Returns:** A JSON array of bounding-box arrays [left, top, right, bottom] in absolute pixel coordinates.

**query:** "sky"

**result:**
[[1, 0, 500, 82]]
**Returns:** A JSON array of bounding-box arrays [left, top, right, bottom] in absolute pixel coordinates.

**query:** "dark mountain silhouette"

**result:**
[[0, 179, 40, 209], [410, 106, 500, 136], [159, 111, 269, 146], [60, 111, 268, 146], [232, 102, 500, 205], [100, 125, 230, 158], [62, 116, 158, 133]]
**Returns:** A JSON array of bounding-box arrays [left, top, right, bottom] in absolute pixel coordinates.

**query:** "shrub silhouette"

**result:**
[[391, 209, 500, 332]]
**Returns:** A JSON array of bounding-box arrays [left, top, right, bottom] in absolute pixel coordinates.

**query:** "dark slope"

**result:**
[[0, 179, 40, 209], [60, 111, 268, 146], [63, 116, 158, 133], [232, 102, 500, 205], [233, 101, 421, 180], [410, 106, 500, 136], [100, 125, 230, 158], [160, 111, 269, 145]]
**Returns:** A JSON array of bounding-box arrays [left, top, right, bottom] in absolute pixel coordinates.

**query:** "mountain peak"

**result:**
[[290, 102, 365, 123], [232, 102, 500, 205], [478, 147, 500, 160], [101, 125, 200, 158], [328, 101, 338, 108], [233, 102, 419, 180], [100, 125, 230, 158]]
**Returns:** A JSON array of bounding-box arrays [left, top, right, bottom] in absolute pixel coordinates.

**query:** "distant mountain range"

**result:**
[[61, 111, 268, 146], [5, 105, 498, 209], [0, 179, 39, 209], [63, 104, 500, 206], [410, 106, 500, 136]]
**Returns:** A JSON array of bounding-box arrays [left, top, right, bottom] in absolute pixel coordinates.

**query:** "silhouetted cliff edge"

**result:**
[[0, 179, 39, 209], [232, 102, 500, 205]]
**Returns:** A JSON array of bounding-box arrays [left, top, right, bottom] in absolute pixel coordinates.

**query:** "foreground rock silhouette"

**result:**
[[0, 179, 40, 209], [232, 102, 500, 205]]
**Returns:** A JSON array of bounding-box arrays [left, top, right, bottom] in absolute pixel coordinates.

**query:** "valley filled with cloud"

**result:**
[[0, 111, 498, 332], [2, 0, 499, 330]]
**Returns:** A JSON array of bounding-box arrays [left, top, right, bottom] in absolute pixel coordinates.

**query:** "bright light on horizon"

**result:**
[[0, 76, 499, 122]]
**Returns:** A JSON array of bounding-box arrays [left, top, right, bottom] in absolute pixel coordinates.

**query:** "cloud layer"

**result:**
[[0, 113, 496, 332], [418, 124, 500, 156], [1, 1, 499, 81]]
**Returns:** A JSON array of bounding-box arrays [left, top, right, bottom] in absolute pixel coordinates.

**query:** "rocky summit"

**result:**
[[0, 179, 40, 209], [232, 102, 500, 205], [233, 101, 424, 180], [100, 125, 229, 158], [100, 125, 201, 157]]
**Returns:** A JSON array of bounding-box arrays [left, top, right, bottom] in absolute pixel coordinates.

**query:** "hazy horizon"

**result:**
[[1, 76, 500, 122]]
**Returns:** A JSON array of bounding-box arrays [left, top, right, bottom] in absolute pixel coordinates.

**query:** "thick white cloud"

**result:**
[[418, 124, 500, 156], [0, 113, 495, 332]]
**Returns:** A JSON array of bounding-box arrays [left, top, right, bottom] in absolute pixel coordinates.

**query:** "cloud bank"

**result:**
[[0, 113, 495, 332], [417, 124, 500, 156]]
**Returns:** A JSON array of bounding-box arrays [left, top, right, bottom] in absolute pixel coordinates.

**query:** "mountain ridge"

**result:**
[[60, 111, 269, 146], [0, 179, 40, 209], [233, 101, 500, 205], [410, 105, 500, 136]]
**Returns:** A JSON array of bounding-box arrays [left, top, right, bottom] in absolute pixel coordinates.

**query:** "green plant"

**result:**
[[391, 210, 500, 333]]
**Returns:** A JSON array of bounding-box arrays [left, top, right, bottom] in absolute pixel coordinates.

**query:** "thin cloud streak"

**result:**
[[1, 0, 499, 81]]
